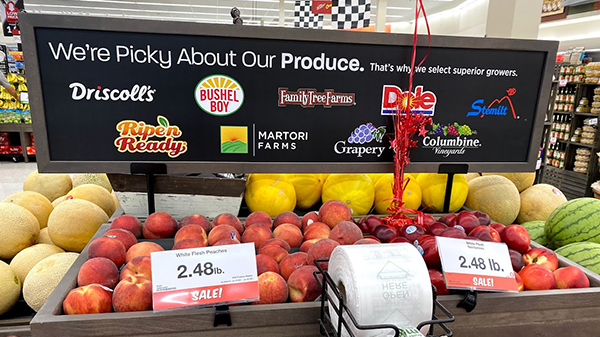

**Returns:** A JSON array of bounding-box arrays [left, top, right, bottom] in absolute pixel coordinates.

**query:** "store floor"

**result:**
[[0, 162, 37, 200]]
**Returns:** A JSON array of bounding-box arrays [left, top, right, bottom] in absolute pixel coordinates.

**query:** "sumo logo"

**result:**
[[467, 88, 518, 119], [334, 124, 386, 158], [381, 85, 437, 115]]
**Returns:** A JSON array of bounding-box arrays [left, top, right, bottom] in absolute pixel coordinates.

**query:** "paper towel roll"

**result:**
[[328, 243, 432, 337]]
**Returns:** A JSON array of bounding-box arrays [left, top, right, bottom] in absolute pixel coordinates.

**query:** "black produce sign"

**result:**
[[20, 14, 558, 174]]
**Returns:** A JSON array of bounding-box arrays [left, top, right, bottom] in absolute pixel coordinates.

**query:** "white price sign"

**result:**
[[150, 243, 259, 310], [559, 79, 568, 87], [550, 136, 557, 145], [436, 237, 517, 292]]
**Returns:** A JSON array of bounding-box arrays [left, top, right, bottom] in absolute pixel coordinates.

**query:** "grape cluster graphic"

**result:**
[[348, 124, 385, 144], [429, 123, 475, 137]]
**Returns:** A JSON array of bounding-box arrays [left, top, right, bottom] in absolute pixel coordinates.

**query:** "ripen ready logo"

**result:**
[[69, 82, 156, 102], [195, 75, 244, 116]]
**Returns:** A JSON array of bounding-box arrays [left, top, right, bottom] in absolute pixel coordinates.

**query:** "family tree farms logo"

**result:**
[[114, 116, 187, 158], [381, 85, 437, 115], [278, 88, 355, 108], [195, 75, 244, 116], [422, 122, 481, 157], [220, 126, 248, 154], [334, 124, 386, 158], [467, 88, 518, 119]]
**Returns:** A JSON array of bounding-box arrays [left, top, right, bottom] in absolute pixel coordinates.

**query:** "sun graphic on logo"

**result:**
[[220, 126, 248, 154], [399, 92, 418, 111]]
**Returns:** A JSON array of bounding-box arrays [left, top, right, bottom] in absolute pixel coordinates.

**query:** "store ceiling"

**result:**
[[23, 0, 468, 27]]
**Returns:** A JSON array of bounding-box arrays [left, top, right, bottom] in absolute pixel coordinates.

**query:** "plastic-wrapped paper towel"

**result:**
[[328, 244, 432, 337]]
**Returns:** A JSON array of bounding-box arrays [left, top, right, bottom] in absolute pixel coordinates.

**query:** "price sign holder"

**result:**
[[150, 243, 259, 312], [559, 79, 568, 87], [436, 237, 517, 292]]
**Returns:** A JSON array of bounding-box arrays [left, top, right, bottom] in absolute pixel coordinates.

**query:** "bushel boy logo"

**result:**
[[381, 85, 437, 115], [334, 124, 386, 158], [467, 88, 518, 119], [278, 88, 355, 108], [69, 82, 155, 102], [195, 75, 244, 116]]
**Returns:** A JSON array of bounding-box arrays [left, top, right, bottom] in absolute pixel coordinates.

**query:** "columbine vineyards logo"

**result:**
[[422, 122, 481, 157]]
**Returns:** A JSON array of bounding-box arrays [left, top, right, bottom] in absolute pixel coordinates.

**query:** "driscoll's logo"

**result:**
[[114, 116, 187, 158], [69, 82, 155, 102], [195, 75, 244, 116], [467, 88, 518, 119]]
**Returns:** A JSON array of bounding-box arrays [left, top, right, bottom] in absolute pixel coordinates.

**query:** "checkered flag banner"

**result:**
[[294, 1, 324, 29], [331, 0, 371, 30]]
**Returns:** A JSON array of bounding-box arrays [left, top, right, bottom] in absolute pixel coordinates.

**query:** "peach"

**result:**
[[303, 222, 331, 241], [109, 214, 143, 238], [258, 244, 289, 263], [300, 239, 320, 253], [63, 284, 112, 315], [208, 224, 241, 246], [306, 239, 340, 270], [241, 224, 274, 249], [280, 252, 307, 281], [518, 264, 556, 290], [302, 211, 320, 233], [88, 237, 126, 268], [121, 256, 152, 280], [178, 214, 210, 232], [173, 239, 207, 250], [213, 238, 241, 246], [245, 211, 273, 230], [274, 211, 301, 230], [254, 271, 288, 304], [260, 238, 291, 252], [143, 212, 178, 239], [112, 275, 153, 312], [256, 254, 279, 275], [104, 228, 138, 251], [77, 257, 119, 289], [288, 266, 322, 302], [353, 238, 381, 245], [319, 200, 352, 228], [212, 213, 244, 235], [174, 224, 208, 246], [554, 266, 590, 289], [126, 241, 164, 264], [329, 221, 363, 245], [273, 223, 303, 248]]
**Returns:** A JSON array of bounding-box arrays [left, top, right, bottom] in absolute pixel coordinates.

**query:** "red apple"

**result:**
[[554, 266, 590, 289], [515, 272, 524, 291], [455, 211, 480, 234], [427, 222, 448, 236], [438, 213, 457, 226], [508, 248, 524, 272], [357, 215, 384, 234], [371, 224, 398, 243], [390, 236, 411, 243], [489, 223, 506, 235], [428, 269, 449, 295], [417, 235, 441, 269], [440, 227, 467, 239], [399, 224, 426, 243], [523, 247, 559, 272], [518, 264, 556, 290], [469, 226, 501, 243], [500, 225, 531, 254], [420, 214, 437, 228], [472, 211, 491, 226]]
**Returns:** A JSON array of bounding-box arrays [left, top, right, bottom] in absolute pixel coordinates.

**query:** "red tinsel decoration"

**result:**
[[384, 0, 432, 230]]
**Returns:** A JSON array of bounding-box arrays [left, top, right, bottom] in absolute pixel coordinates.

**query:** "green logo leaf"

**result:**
[[157, 116, 169, 128]]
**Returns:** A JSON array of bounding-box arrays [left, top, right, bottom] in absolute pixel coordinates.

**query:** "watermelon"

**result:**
[[555, 242, 600, 275], [521, 221, 547, 246], [545, 198, 600, 249]]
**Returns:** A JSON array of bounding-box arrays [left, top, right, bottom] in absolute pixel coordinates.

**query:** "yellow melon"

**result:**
[[65, 184, 117, 217], [322, 174, 374, 215], [0, 203, 40, 260], [23, 170, 72, 202], [23, 252, 79, 312], [0, 261, 20, 316], [245, 174, 296, 217], [374, 174, 422, 214], [38, 227, 55, 245], [47, 199, 109, 252], [417, 173, 468, 213], [366, 174, 386, 186], [482, 172, 536, 193], [288, 174, 325, 210], [517, 184, 568, 223], [10, 244, 65, 284], [4, 191, 53, 229], [466, 175, 521, 225], [72, 173, 113, 193]]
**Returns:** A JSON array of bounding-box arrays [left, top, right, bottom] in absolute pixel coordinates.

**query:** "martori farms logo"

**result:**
[[114, 116, 187, 158], [467, 88, 518, 119], [195, 75, 244, 116]]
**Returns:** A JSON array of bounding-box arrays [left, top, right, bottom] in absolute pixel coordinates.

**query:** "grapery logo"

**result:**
[[278, 88, 355, 108], [334, 124, 386, 158], [381, 85, 437, 115], [114, 116, 187, 158], [69, 82, 155, 102], [467, 88, 518, 119], [221, 126, 248, 154], [422, 122, 481, 157], [195, 75, 244, 116]]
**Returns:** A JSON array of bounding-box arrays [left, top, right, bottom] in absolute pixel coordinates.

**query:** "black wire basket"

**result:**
[[313, 258, 455, 337]]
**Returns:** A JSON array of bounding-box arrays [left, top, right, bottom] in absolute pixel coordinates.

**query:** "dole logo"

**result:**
[[467, 88, 518, 119], [195, 75, 244, 116], [381, 85, 437, 116]]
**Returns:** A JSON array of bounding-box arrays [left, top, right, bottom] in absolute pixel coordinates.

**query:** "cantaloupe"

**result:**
[[465, 173, 481, 182], [0, 203, 40, 260], [111, 191, 120, 211], [482, 172, 536, 193], [23, 252, 79, 312], [4, 191, 54, 229], [51, 195, 66, 208], [417, 173, 468, 213], [517, 184, 567, 223], [466, 175, 521, 225], [0, 261, 21, 316], [65, 184, 117, 217], [72, 173, 113, 193], [47, 199, 109, 252], [23, 170, 72, 202], [38, 228, 55, 245], [10, 244, 65, 283]]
